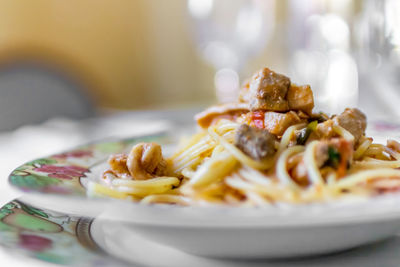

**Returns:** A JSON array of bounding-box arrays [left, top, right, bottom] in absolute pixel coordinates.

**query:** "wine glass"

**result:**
[[356, 0, 400, 120], [187, 0, 276, 102], [286, 0, 358, 115]]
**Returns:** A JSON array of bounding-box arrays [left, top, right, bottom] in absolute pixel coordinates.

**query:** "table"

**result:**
[[1, 109, 400, 267], [0, 109, 196, 266]]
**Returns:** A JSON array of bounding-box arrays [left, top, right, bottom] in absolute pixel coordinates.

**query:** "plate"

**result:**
[[7, 121, 400, 258], [2, 197, 400, 266], [0, 198, 128, 266]]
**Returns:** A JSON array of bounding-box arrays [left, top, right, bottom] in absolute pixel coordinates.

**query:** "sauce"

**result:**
[[251, 111, 265, 129]]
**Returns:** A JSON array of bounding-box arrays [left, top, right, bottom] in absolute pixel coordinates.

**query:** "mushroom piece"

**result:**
[[126, 142, 167, 180]]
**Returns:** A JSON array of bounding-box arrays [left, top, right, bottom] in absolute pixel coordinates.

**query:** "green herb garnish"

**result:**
[[327, 146, 341, 168]]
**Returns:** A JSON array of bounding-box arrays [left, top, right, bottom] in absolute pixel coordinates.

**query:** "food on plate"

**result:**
[[88, 67, 400, 206]]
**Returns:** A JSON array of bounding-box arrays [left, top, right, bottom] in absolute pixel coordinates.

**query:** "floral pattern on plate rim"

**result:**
[[0, 199, 127, 266], [8, 134, 169, 196]]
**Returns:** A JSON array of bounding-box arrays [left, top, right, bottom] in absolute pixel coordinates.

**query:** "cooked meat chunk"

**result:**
[[287, 84, 314, 115], [312, 108, 367, 144], [237, 67, 316, 115], [244, 68, 291, 111], [126, 142, 167, 180], [314, 119, 335, 140], [195, 102, 249, 128], [108, 154, 130, 176], [234, 124, 277, 161], [198, 68, 317, 129], [297, 110, 310, 120], [333, 108, 366, 142], [264, 111, 303, 136]]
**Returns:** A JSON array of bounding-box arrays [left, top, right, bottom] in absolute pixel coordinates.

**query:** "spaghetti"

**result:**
[[87, 67, 400, 206]]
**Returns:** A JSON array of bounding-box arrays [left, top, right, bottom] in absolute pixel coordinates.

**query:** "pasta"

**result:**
[[87, 67, 400, 206]]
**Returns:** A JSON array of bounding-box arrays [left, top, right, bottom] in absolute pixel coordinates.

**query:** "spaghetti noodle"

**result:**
[[87, 67, 400, 206]]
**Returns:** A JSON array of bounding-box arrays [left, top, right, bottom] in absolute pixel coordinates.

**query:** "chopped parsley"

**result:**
[[327, 146, 341, 168]]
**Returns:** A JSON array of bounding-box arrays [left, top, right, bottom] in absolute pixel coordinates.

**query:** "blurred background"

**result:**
[[0, 0, 399, 131], [2, 1, 400, 265]]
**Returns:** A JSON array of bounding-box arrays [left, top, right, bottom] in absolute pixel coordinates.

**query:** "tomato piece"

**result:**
[[251, 111, 265, 129]]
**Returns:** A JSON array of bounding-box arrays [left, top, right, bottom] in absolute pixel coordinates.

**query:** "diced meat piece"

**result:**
[[314, 119, 335, 140], [287, 84, 314, 115], [244, 68, 291, 111], [312, 108, 367, 144], [127, 142, 167, 180], [105, 143, 168, 180], [264, 111, 304, 136], [237, 67, 316, 114], [195, 103, 249, 128], [387, 139, 400, 153], [108, 154, 130, 176], [296, 110, 310, 120], [333, 108, 367, 143], [234, 124, 277, 161]]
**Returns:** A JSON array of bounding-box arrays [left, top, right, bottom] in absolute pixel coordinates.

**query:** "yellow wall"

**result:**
[[0, 0, 306, 110]]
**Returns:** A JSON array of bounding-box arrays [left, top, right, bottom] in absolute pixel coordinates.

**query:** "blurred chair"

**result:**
[[0, 61, 96, 131]]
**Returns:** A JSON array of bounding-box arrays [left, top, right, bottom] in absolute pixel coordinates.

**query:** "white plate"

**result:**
[[9, 121, 400, 258], [4, 197, 400, 266]]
